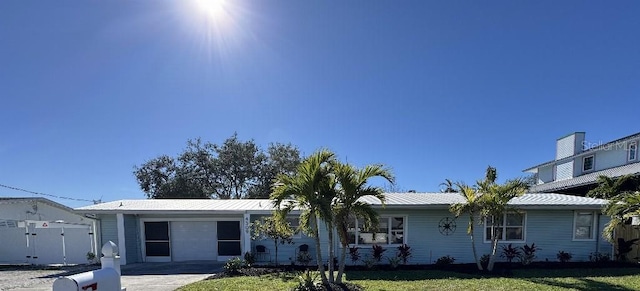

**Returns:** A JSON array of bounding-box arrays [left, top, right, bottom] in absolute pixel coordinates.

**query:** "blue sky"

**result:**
[[1, 1, 639, 208]]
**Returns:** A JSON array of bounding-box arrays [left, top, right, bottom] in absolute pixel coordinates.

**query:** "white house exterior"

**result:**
[[75, 193, 612, 266], [524, 132, 640, 194], [0, 198, 98, 265]]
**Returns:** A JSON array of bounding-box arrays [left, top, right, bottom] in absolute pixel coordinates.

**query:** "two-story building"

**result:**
[[524, 132, 640, 195]]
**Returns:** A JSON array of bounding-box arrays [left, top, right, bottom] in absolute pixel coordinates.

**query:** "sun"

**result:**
[[193, 0, 228, 21]]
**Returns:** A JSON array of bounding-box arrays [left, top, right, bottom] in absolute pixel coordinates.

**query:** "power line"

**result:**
[[0, 183, 97, 203]]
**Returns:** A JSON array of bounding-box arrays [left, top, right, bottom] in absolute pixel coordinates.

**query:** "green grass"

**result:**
[[178, 268, 640, 291]]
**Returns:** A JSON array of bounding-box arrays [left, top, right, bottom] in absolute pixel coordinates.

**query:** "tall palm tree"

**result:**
[[271, 149, 336, 285], [449, 183, 483, 270], [333, 162, 394, 283], [440, 179, 458, 193], [477, 172, 528, 271], [603, 191, 640, 242]]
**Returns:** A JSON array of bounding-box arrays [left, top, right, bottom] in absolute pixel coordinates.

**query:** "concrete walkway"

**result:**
[[4, 261, 222, 291]]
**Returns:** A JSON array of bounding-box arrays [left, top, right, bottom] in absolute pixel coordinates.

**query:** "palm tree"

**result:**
[[603, 191, 640, 243], [588, 175, 639, 199], [449, 183, 483, 270], [440, 179, 458, 193], [333, 162, 394, 283], [271, 149, 336, 285], [477, 171, 528, 271]]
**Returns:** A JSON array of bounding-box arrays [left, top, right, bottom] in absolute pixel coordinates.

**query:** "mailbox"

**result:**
[[53, 241, 126, 291], [53, 268, 120, 291]]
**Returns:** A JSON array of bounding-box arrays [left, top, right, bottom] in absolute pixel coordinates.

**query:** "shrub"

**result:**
[[296, 251, 312, 266], [500, 244, 521, 263], [589, 252, 611, 263], [372, 244, 386, 262], [293, 270, 319, 291], [397, 244, 412, 265], [557, 251, 572, 263], [86, 252, 97, 264], [244, 252, 255, 267], [349, 246, 360, 264], [387, 256, 401, 269], [520, 243, 538, 265], [616, 238, 639, 261], [435, 255, 455, 266], [362, 255, 376, 269], [223, 257, 246, 274]]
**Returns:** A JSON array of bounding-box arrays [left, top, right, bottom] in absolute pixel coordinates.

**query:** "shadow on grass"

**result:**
[[345, 270, 481, 281], [524, 277, 635, 291], [345, 268, 640, 282]]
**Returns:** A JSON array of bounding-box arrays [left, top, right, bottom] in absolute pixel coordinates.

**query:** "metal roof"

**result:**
[[75, 193, 607, 213], [0, 197, 76, 212], [75, 199, 275, 213], [528, 162, 640, 193]]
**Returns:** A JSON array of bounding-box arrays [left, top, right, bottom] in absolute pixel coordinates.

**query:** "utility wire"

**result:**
[[0, 183, 97, 203]]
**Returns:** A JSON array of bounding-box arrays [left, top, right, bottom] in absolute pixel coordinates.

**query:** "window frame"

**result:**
[[286, 216, 303, 239], [347, 216, 407, 247], [629, 142, 637, 162], [573, 211, 597, 241], [483, 212, 526, 243], [143, 221, 171, 257], [583, 155, 595, 172]]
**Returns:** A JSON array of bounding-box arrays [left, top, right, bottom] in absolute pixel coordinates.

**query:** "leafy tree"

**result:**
[[251, 216, 295, 266], [248, 143, 301, 198], [134, 134, 301, 199], [271, 149, 336, 285], [211, 134, 265, 199], [449, 183, 484, 270], [333, 162, 394, 283], [134, 154, 212, 199], [476, 167, 528, 271]]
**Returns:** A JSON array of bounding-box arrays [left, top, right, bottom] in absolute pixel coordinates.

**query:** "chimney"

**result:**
[[556, 132, 585, 160]]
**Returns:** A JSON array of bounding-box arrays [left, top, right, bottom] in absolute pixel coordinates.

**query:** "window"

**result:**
[[629, 142, 637, 162], [574, 212, 596, 240], [583, 155, 594, 172], [286, 216, 302, 238], [144, 221, 170, 257], [485, 213, 525, 242], [347, 216, 405, 246], [217, 221, 241, 256]]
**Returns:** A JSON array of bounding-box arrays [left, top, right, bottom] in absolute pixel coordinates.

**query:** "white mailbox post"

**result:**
[[53, 241, 126, 291]]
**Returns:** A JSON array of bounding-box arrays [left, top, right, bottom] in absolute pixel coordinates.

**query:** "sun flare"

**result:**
[[193, 0, 228, 21]]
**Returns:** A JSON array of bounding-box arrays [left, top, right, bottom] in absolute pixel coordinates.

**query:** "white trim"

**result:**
[[139, 220, 171, 262], [116, 213, 127, 265], [572, 211, 597, 241], [243, 213, 251, 255], [483, 212, 527, 244], [628, 142, 637, 162], [582, 155, 595, 172]]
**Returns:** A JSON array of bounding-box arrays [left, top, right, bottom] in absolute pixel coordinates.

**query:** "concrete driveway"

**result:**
[[2, 261, 222, 291], [121, 261, 222, 291]]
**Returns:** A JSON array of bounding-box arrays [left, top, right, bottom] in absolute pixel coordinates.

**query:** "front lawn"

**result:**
[[178, 267, 640, 291]]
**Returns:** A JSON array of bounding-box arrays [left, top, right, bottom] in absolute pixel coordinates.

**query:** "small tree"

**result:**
[[476, 166, 528, 272], [251, 216, 294, 266]]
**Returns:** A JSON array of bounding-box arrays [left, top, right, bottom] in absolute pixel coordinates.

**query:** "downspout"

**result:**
[[594, 212, 600, 254]]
